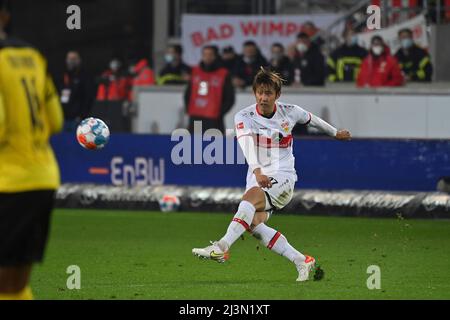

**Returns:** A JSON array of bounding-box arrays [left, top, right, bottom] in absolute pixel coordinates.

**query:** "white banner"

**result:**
[[181, 14, 343, 66], [356, 14, 428, 53], [136, 87, 450, 139]]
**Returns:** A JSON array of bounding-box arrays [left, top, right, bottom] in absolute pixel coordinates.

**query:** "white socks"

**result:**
[[219, 200, 256, 251], [217, 200, 305, 267], [252, 223, 306, 264]]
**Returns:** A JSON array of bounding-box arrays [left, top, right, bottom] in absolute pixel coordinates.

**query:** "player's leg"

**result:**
[[250, 214, 318, 281], [0, 193, 33, 299], [217, 186, 266, 249], [251, 216, 306, 262], [250, 211, 269, 229], [250, 175, 321, 281], [192, 186, 266, 262], [0, 190, 54, 299], [0, 266, 33, 300], [251, 209, 306, 265]]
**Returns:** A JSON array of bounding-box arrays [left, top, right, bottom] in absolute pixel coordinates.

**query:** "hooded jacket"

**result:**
[[357, 45, 404, 87]]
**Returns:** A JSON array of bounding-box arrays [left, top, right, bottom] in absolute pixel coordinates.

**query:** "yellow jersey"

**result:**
[[0, 37, 63, 192]]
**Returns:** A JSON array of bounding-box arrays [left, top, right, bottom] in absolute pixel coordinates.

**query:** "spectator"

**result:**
[[96, 57, 130, 101], [127, 57, 155, 101], [286, 43, 298, 63], [58, 50, 95, 132], [129, 57, 156, 87], [157, 44, 191, 85], [232, 40, 268, 88], [184, 45, 235, 134], [327, 28, 368, 82], [357, 35, 404, 87], [301, 21, 325, 48], [293, 32, 326, 86], [395, 28, 433, 82], [269, 43, 294, 85], [221, 45, 238, 73]]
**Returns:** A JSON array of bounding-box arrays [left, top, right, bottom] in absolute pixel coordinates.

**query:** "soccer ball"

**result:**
[[158, 195, 181, 212], [76, 117, 110, 150]]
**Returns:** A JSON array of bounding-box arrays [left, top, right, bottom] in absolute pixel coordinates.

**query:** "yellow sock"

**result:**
[[0, 286, 33, 300]]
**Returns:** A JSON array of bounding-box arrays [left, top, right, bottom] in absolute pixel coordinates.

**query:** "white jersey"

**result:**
[[234, 101, 312, 181]]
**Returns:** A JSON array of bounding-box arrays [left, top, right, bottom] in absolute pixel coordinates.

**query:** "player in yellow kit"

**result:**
[[0, 1, 64, 300]]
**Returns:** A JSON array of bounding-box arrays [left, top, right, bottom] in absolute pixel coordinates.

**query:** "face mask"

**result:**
[[371, 45, 384, 56], [401, 38, 413, 49], [109, 60, 120, 71], [243, 56, 255, 64], [296, 43, 308, 53], [271, 52, 282, 61], [165, 54, 174, 64], [66, 60, 79, 71]]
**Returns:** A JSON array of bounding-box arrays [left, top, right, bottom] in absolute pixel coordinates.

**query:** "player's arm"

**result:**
[[44, 74, 64, 134], [235, 114, 272, 188], [294, 105, 351, 140]]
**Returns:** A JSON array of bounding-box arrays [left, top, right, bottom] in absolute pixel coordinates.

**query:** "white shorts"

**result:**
[[245, 172, 296, 216]]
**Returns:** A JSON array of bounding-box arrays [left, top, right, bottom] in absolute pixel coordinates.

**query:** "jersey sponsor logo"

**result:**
[[255, 133, 293, 148]]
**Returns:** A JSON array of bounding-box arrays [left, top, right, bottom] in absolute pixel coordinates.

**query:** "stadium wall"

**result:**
[[52, 133, 450, 192]]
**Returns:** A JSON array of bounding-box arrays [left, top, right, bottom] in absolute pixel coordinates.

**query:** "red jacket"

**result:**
[[96, 70, 131, 101], [132, 59, 155, 86], [127, 59, 155, 101], [357, 47, 404, 87]]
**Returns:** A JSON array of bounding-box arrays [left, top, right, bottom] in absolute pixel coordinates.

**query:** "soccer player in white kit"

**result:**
[[192, 68, 351, 281]]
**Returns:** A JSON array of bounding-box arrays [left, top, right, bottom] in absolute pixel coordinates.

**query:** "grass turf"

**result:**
[[31, 209, 450, 300]]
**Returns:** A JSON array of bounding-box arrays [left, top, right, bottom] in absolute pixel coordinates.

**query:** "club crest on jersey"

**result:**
[[281, 121, 290, 133], [236, 122, 244, 130]]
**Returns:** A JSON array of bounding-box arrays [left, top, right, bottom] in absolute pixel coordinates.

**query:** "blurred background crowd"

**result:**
[[8, 0, 448, 134]]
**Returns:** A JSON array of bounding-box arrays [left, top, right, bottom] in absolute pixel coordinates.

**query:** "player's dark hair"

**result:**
[[398, 28, 413, 36], [252, 67, 284, 95]]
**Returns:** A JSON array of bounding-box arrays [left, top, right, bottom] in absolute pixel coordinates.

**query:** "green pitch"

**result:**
[[31, 209, 450, 300]]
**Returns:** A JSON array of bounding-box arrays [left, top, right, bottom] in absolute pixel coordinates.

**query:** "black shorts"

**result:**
[[0, 190, 55, 266]]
